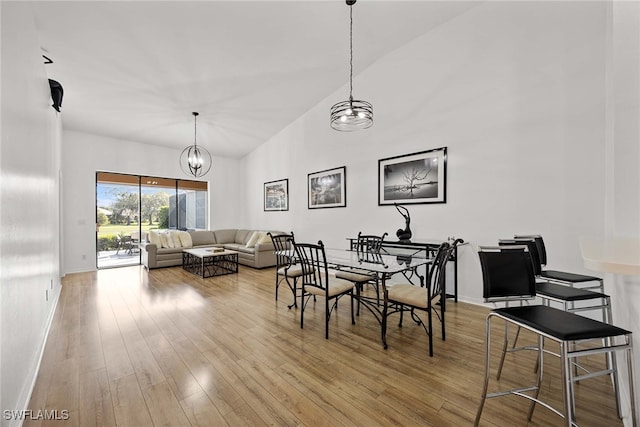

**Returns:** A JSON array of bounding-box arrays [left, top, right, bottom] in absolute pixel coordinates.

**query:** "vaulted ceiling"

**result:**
[[32, 1, 478, 158]]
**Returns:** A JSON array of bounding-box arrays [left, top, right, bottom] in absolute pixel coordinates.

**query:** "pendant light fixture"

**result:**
[[179, 112, 212, 178], [330, 0, 373, 131]]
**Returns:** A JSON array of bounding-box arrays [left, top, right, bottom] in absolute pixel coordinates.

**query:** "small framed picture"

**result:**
[[264, 178, 289, 211], [308, 166, 346, 209], [378, 147, 447, 205]]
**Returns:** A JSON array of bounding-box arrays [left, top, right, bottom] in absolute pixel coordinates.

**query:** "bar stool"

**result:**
[[475, 245, 636, 427], [515, 234, 604, 293]]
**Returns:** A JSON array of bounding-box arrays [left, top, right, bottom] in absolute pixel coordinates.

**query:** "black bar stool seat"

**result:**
[[541, 269, 603, 284], [495, 305, 629, 342], [536, 281, 608, 302]]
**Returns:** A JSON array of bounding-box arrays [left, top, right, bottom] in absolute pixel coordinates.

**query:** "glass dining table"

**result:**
[[280, 247, 433, 348]]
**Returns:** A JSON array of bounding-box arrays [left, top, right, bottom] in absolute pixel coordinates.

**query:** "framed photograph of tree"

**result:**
[[264, 178, 288, 211], [378, 147, 447, 205], [308, 166, 346, 209]]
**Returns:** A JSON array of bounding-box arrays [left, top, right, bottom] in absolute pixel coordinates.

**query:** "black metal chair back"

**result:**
[[293, 240, 329, 292], [478, 245, 536, 302], [427, 242, 452, 302], [268, 232, 295, 269], [355, 232, 387, 264], [355, 232, 387, 254]]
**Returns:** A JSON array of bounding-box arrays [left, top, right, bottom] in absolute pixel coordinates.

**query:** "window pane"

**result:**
[[178, 188, 207, 229]]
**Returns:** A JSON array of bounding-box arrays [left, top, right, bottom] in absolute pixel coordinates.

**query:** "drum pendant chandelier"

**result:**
[[330, 0, 373, 131], [180, 112, 212, 178]]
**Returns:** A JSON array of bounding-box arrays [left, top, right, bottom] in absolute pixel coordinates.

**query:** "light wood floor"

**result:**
[[25, 265, 624, 426]]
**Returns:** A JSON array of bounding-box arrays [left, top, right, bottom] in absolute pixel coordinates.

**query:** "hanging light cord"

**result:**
[[193, 112, 198, 147], [349, 4, 354, 103]]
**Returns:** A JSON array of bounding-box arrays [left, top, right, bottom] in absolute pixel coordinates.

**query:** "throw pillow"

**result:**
[[169, 230, 182, 248], [245, 231, 261, 247], [159, 232, 170, 248], [256, 232, 272, 245], [179, 231, 193, 248], [148, 230, 161, 246]]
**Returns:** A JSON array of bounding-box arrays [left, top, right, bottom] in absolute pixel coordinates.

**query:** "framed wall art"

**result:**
[[264, 178, 289, 211], [378, 147, 447, 205], [308, 166, 346, 209]]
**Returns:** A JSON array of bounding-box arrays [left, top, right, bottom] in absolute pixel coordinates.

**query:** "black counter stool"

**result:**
[[515, 234, 604, 293], [474, 245, 636, 427]]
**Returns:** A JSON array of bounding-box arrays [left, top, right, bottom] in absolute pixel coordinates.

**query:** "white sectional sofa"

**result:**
[[141, 229, 282, 270]]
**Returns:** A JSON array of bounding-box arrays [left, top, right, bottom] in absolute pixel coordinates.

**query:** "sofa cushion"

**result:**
[[225, 243, 255, 254], [256, 232, 272, 245], [190, 230, 216, 247], [215, 229, 236, 244], [235, 229, 251, 244], [148, 229, 162, 246], [245, 231, 261, 247], [168, 230, 182, 248], [179, 231, 193, 248], [159, 232, 170, 248]]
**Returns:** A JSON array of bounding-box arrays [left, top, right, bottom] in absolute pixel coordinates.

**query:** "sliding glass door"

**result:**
[[96, 172, 208, 269], [96, 173, 141, 269]]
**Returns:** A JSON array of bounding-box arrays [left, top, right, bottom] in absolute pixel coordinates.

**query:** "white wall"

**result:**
[[0, 2, 62, 424], [605, 1, 640, 423], [62, 130, 242, 273], [241, 1, 608, 304]]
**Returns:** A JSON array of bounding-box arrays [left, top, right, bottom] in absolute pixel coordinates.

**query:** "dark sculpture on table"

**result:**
[[395, 203, 412, 242]]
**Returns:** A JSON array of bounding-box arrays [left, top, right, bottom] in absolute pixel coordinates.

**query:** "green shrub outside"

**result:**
[[98, 235, 119, 251], [158, 206, 169, 229], [97, 212, 109, 226]]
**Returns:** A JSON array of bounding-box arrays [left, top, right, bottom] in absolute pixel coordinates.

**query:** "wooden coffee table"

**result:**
[[182, 248, 239, 278]]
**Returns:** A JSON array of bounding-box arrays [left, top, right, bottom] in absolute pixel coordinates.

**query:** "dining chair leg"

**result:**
[[428, 304, 434, 357], [300, 288, 305, 330], [382, 299, 389, 350], [350, 292, 355, 325], [441, 299, 446, 341], [286, 277, 298, 309], [325, 296, 330, 339]]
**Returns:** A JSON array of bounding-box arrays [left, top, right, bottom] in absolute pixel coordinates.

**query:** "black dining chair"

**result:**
[[294, 240, 356, 339], [335, 232, 387, 312], [268, 232, 303, 309], [475, 245, 636, 426], [382, 242, 453, 357]]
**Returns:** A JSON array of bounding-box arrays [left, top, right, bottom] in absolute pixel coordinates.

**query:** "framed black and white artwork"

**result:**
[[264, 178, 289, 211], [308, 166, 346, 209], [378, 147, 447, 205]]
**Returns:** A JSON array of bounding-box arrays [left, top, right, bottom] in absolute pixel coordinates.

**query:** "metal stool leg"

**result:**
[[527, 334, 544, 421], [561, 342, 575, 427], [626, 336, 637, 426], [474, 315, 493, 427], [496, 321, 511, 380]]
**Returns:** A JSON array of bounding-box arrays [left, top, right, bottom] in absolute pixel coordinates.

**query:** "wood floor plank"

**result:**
[[24, 265, 626, 427], [141, 381, 191, 427], [110, 373, 153, 427]]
